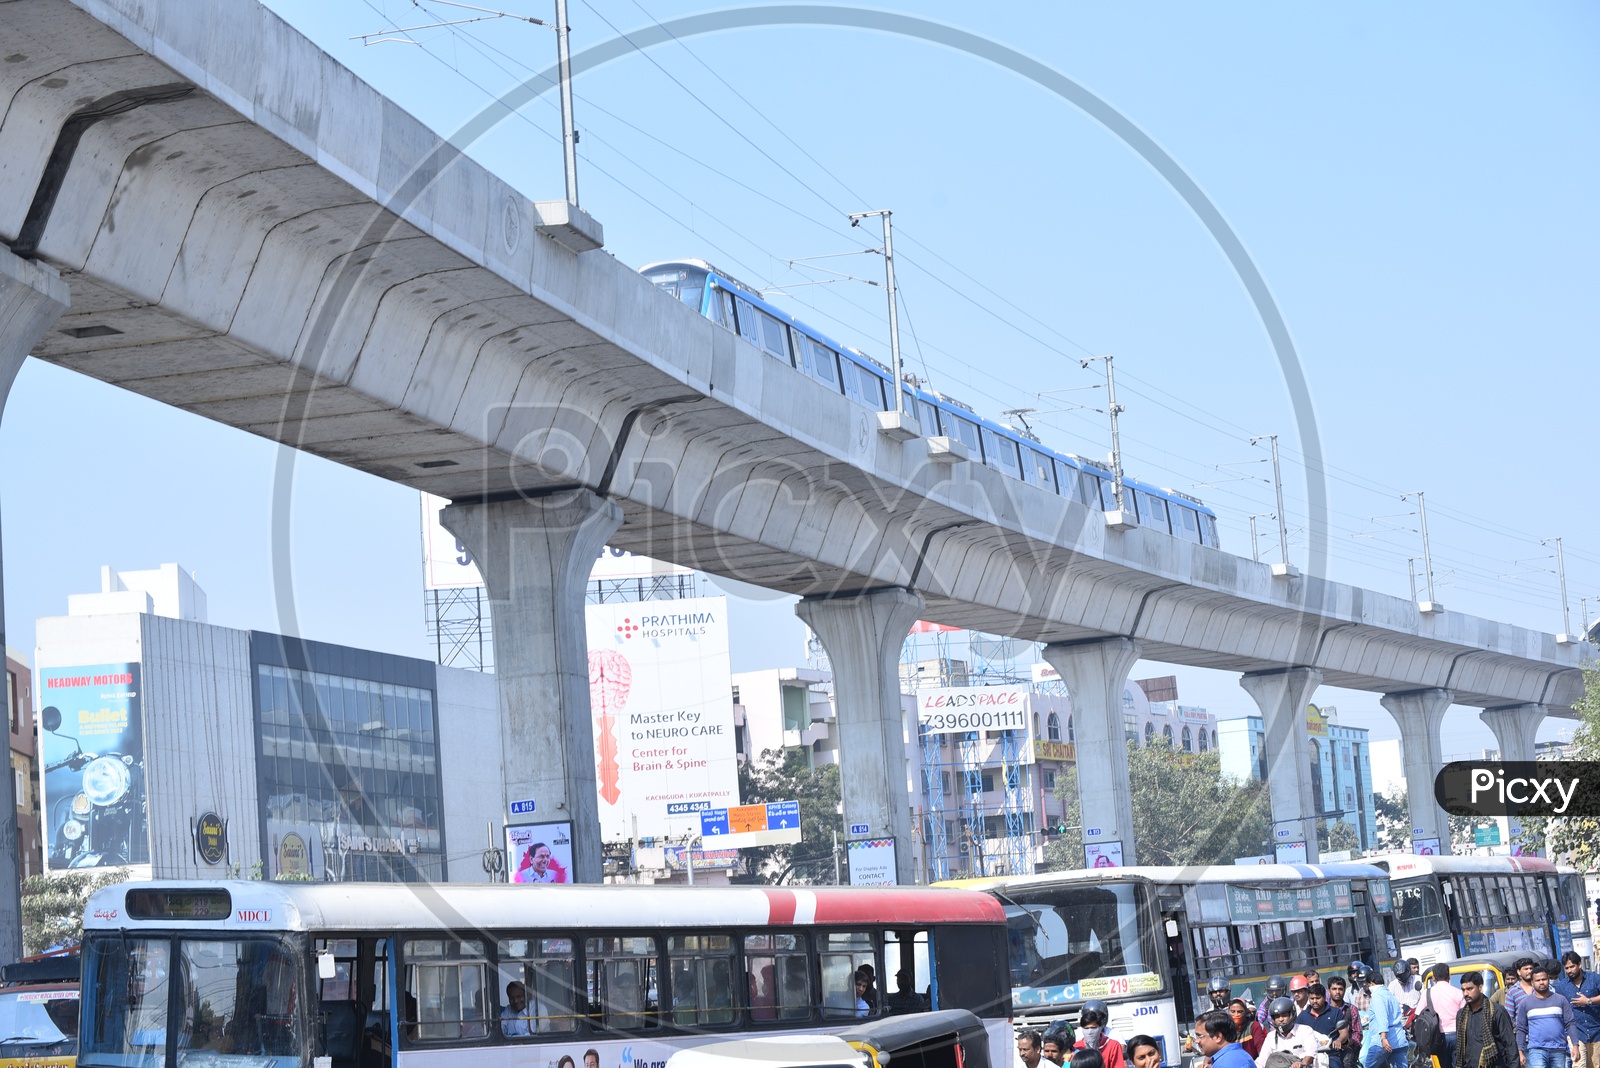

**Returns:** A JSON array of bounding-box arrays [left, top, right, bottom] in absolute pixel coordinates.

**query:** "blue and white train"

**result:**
[[643, 260, 1222, 549]]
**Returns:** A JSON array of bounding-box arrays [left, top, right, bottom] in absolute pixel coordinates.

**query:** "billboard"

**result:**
[[507, 821, 574, 883], [916, 685, 1030, 736], [38, 663, 148, 869], [421, 492, 689, 589], [586, 596, 738, 842]]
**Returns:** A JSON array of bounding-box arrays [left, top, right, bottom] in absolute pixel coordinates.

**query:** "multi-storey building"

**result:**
[[6, 649, 42, 878]]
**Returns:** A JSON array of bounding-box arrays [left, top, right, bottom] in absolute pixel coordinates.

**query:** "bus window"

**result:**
[[819, 932, 879, 1019], [181, 939, 305, 1057], [669, 934, 736, 1027], [1328, 917, 1357, 961], [1394, 884, 1449, 943], [497, 937, 579, 1034], [1561, 873, 1590, 934], [1237, 924, 1262, 973], [882, 929, 931, 1014], [1258, 923, 1285, 973], [83, 937, 170, 1062], [405, 939, 489, 1042], [1193, 926, 1234, 975], [1283, 922, 1312, 970], [1510, 881, 1532, 922], [586, 935, 661, 1031], [745, 933, 811, 1023]]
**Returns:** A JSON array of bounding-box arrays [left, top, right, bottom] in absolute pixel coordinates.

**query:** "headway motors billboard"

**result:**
[[38, 664, 148, 869], [587, 596, 738, 842]]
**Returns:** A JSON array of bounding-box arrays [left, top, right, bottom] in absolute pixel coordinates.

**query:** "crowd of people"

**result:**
[[1016, 953, 1599, 1068]]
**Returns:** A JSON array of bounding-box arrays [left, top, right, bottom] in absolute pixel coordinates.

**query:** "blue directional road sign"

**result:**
[[700, 809, 730, 837], [766, 800, 800, 829]]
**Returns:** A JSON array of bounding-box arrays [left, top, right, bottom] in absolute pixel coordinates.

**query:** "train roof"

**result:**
[[1364, 853, 1558, 877], [82, 880, 1005, 934], [941, 861, 1389, 893]]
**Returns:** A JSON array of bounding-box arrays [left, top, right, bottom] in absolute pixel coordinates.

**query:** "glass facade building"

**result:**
[[251, 634, 447, 882]]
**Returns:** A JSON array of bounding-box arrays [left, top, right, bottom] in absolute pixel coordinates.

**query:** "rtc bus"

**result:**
[[76, 881, 1013, 1068], [951, 863, 1397, 1065], [1368, 854, 1595, 967]]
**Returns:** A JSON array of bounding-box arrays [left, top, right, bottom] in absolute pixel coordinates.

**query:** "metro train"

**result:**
[[643, 260, 1221, 549]]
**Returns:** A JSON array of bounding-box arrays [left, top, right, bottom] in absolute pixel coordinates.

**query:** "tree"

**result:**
[[1044, 741, 1273, 868], [1372, 788, 1411, 852], [1526, 663, 1600, 866], [734, 747, 842, 885], [1319, 818, 1361, 854], [21, 868, 127, 954]]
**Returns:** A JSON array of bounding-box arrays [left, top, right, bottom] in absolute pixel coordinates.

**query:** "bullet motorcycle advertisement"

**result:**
[[39, 663, 149, 869]]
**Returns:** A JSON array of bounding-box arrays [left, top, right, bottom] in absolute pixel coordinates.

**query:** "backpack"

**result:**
[[1409, 985, 1446, 1059]]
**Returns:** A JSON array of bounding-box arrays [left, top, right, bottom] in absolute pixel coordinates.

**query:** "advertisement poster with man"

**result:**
[[507, 822, 573, 884], [586, 596, 739, 843], [38, 663, 148, 869]]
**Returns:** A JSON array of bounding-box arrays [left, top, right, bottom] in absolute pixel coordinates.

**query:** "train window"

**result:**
[[840, 359, 885, 408], [1026, 450, 1057, 491], [1175, 505, 1201, 542], [802, 337, 840, 388], [496, 938, 580, 1035], [1199, 513, 1220, 548], [981, 428, 1021, 477], [1058, 463, 1090, 504], [1097, 477, 1121, 512], [918, 399, 941, 436], [758, 314, 791, 363], [668, 934, 736, 1027], [709, 288, 734, 328], [1140, 493, 1171, 534], [745, 933, 812, 1023], [946, 416, 981, 456], [734, 299, 762, 349], [585, 935, 661, 1031]]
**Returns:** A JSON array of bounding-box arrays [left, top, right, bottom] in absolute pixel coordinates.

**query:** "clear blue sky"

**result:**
[[4, 1, 1595, 755]]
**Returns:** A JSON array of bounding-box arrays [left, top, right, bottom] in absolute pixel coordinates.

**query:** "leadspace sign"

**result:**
[[917, 685, 1030, 736]]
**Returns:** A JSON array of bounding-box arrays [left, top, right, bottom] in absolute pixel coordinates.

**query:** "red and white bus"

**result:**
[[78, 881, 1012, 1068]]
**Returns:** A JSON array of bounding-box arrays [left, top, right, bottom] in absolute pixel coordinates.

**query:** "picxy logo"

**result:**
[[1435, 760, 1599, 817]]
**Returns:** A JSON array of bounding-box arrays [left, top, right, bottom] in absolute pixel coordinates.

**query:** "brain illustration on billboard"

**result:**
[[588, 649, 632, 806]]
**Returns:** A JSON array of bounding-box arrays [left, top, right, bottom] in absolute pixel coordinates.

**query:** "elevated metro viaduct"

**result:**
[[0, 0, 1587, 925]]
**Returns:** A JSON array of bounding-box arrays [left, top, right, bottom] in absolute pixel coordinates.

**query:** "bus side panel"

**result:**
[[1107, 997, 1180, 1068], [933, 925, 1012, 1020]]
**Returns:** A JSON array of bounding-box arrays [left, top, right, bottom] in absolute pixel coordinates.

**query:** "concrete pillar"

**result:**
[[1479, 704, 1546, 850], [440, 490, 621, 883], [1379, 688, 1455, 855], [0, 248, 70, 962], [795, 588, 923, 884], [1239, 667, 1324, 863], [1039, 637, 1143, 867]]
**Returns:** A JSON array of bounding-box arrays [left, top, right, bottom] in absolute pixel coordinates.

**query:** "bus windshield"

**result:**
[[1393, 881, 1450, 944], [81, 935, 306, 1068], [1000, 882, 1157, 998]]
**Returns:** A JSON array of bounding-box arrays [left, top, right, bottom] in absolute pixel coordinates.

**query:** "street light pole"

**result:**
[[1250, 434, 1290, 567], [849, 210, 905, 417], [1082, 356, 1126, 512]]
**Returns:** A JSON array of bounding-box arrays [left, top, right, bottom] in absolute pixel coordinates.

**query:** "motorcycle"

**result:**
[[40, 705, 147, 867]]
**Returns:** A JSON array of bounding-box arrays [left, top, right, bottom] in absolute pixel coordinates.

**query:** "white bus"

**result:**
[[1368, 853, 1594, 967], [77, 881, 1013, 1068], [951, 863, 1397, 1064]]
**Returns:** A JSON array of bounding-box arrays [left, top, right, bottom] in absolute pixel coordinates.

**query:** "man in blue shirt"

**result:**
[[1196, 1008, 1256, 1068], [1554, 953, 1598, 1068], [1359, 964, 1409, 1068], [1516, 962, 1578, 1068]]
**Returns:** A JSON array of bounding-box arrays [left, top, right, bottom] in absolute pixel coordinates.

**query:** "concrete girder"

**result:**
[[795, 588, 924, 884], [1379, 688, 1455, 855], [439, 491, 621, 883], [1240, 667, 1324, 862], [0, 0, 1586, 721], [1040, 637, 1144, 866]]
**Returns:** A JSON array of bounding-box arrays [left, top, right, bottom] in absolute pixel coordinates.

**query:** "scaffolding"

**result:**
[[921, 734, 949, 883], [999, 728, 1030, 874], [958, 729, 985, 876], [423, 573, 698, 671]]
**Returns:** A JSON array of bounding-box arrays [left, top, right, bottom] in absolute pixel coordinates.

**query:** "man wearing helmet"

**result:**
[[1355, 962, 1410, 1068], [1255, 997, 1321, 1068], [1076, 1000, 1126, 1068], [1389, 960, 1424, 1015], [1261, 978, 1291, 1029], [1292, 976, 1314, 1014], [1210, 976, 1234, 1013]]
